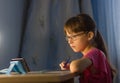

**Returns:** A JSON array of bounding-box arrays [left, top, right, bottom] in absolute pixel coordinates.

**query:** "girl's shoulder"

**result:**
[[85, 48, 99, 55], [85, 48, 105, 60]]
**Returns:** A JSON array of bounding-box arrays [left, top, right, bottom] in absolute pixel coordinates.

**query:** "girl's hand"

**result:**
[[59, 61, 70, 70]]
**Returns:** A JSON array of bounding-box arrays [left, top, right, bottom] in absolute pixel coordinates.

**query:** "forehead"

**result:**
[[66, 31, 84, 36], [64, 25, 84, 35], [66, 31, 75, 36], [64, 28, 77, 34]]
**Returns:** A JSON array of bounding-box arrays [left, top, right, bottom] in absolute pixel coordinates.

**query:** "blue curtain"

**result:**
[[90, 0, 120, 82], [0, 0, 119, 82], [0, 0, 27, 70], [21, 0, 80, 71]]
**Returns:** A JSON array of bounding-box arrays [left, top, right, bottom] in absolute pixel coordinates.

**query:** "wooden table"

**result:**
[[0, 70, 77, 83]]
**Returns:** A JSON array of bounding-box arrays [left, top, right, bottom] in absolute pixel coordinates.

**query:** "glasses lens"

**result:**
[[65, 32, 86, 41]]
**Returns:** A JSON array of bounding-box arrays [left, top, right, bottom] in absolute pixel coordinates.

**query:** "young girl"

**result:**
[[59, 14, 116, 83]]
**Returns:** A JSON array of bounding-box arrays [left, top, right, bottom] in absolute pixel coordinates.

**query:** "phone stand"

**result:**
[[6, 58, 30, 74]]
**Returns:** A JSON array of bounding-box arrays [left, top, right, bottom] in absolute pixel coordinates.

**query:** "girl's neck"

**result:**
[[81, 45, 96, 56]]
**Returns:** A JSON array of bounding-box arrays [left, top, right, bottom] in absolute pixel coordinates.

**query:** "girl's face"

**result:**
[[66, 31, 93, 54]]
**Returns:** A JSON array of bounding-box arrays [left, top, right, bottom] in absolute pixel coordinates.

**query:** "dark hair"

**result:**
[[64, 14, 96, 33], [64, 13, 117, 77], [64, 13, 107, 57]]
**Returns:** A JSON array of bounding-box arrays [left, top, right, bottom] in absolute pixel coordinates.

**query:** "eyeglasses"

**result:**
[[65, 32, 85, 41]]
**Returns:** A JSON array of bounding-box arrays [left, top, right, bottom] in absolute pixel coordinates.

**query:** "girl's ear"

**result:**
[[87, 31, 94, 40]]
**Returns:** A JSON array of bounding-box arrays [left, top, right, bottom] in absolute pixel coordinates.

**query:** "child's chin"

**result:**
[[73, 49, 79, 52]]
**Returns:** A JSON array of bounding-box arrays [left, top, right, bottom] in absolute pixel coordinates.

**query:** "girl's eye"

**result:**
[[65, 32, 85, 41]]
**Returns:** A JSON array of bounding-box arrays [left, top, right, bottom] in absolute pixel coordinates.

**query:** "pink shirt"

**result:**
[[79, 48, 112, 83]]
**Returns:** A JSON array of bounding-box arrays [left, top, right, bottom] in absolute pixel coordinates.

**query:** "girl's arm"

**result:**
[[70, 57, 92, 73]]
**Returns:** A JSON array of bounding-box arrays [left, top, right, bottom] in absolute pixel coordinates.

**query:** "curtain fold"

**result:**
[[90, 0, 120, 82], [0, 0, 26, 70], [21, 0, 80, 71], [80, 0, 120, 82]]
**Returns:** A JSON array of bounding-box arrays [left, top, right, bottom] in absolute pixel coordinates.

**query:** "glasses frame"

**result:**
[[65, 32, 87, 41]]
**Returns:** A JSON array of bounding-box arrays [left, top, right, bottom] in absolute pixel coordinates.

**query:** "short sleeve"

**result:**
[[84, 48, 108, 73]]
